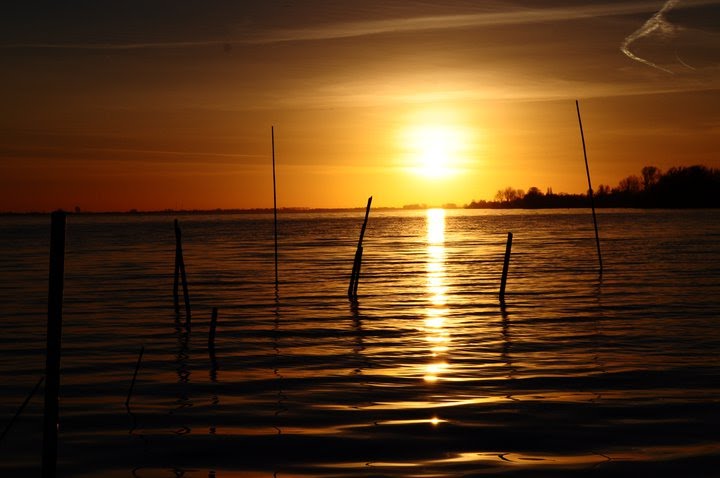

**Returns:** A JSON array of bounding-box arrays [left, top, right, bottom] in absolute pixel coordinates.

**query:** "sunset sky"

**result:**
[[1, 1, 719, 212]]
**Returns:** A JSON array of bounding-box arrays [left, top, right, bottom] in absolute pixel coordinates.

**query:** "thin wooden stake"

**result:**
[[576, 100, 603, 274], [349, 250, 359, 297], [209, 307, 219, 379], [271, 126, 279, 290], [0, 376, 44, 444], [352, 246, 364, 298], [357, 196, 372, 249], [499, 232, 513, 304], [174, 219, 192, 325], [208, 307, 218, 354], [173, 243, 180, 315], [42, 210, 66, 478], [125, 345, 145, 408], [348, 197, 372, 300]]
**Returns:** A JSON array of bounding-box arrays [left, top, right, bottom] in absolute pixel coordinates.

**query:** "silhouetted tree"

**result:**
[[526, 186, 542, 197], [468, 164, 719, 209], [496, 187, 523, 203], [651, 165, 720, 207], [521, 187, 543, 208], [641, 166, 662, 191], [617, 175, 642, 194]]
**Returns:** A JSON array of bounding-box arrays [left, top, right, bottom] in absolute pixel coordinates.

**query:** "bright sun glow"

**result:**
[[400, 121, 474, 178]]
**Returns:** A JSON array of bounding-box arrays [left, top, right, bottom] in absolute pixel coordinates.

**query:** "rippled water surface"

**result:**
[[1, 209, 719, 477]]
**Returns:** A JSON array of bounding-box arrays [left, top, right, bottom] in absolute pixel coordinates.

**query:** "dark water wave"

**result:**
[[1, 209, 719, 476]]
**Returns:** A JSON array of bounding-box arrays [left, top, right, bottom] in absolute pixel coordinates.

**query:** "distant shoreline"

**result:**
[[5, 165, 717, 215], [0, 206, 405, 216], [2, 204, 718, 216]]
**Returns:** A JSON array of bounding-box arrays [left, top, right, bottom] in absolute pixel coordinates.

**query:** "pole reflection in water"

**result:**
[[173, 318, 192, 436], [424, 209, 450, 383]]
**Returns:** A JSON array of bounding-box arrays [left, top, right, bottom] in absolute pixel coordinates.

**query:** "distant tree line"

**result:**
[[467, 165, 720, 209]]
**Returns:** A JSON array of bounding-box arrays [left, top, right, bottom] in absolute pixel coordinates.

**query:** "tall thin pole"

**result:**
[[576, 100, 603, 274], [357, 196, 372, 250], [348, 196, 372, 300], [272, 126, 279, 290], [352, 245, 364, 299], [174, 219, 191, 325], [499, 232, 513, 304], [173, 225, 180, 315], [43, 210, 66, 478], [208, 307, 218, 356], [125, 345, 144, 408], [0, 376, 44, 444]]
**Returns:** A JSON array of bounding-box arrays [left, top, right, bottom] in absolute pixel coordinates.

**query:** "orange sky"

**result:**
[[1, 1, 719, 212]]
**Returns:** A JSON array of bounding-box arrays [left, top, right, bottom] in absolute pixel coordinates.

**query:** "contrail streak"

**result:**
[[1, 1, 707, 51], [621, 0, 680, 73], [675, 50, 697, 70]]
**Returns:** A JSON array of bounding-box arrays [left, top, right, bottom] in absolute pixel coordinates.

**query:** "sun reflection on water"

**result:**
[[424, 208, 450, 383]]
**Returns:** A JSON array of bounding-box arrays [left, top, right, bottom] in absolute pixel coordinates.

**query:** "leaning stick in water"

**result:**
[[352, 246, 364, 298], [271, 126, 279, 290], [174, 219, 192, 325], [125, 345, 145, 407], [348, 197, 372, 299], [575, 100, 603, 274], [499, 232, 513, 304], [0, 376, 45, 444], [349, 248, 361, 299], [208, 307, 218, 357]]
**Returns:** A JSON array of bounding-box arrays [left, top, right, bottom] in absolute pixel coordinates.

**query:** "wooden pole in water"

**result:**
[[42, 210, 66, 478], [348, 196, 372, 300], [208, 307, 218, 355], [174, 219, 192, 325], [0, 376, 44, 444], [357, 196, 372, 249], [125, 345, 145, 408], [271, 126, 279, 290], [499, 232, 513, 304], [575, 100, 603, 274], [173, 239, 180, 315], [352, 246, 364, 298], [348, 249, 361, 299]]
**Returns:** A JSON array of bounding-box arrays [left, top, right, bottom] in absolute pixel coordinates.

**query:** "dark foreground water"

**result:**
[[1, 208, 719, 477]]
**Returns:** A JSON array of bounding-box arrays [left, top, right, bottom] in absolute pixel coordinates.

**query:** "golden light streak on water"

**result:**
[[424, 208, 450, 383], [426, 209, 445, 244]]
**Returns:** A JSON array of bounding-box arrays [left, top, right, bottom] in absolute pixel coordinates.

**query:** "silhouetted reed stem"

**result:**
[[208, 307, 218, 355], [576, 100, 603, 274], [174, 219, 191, 325], [271, 126, 279, 290], [0, 376, 44, 444], [349, 248, 361, 298], [42, 210, 65, 478], [209, 307, 219, 381], [500, 232, 513, 304], [352, 246, 364, 298], [125, 345, 144, 408], [348, 196, 372, 300]]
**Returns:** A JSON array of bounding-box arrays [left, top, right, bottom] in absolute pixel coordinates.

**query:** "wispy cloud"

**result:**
[[250, 1, 717, 44], [3, 1, 719, 50], [621, 0, 681, 73]]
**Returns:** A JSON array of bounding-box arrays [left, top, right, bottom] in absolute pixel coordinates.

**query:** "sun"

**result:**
[[399, 120, 474, 179]]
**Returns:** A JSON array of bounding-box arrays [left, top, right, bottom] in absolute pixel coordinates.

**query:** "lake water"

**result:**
[[1, 208, 719, 477]]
